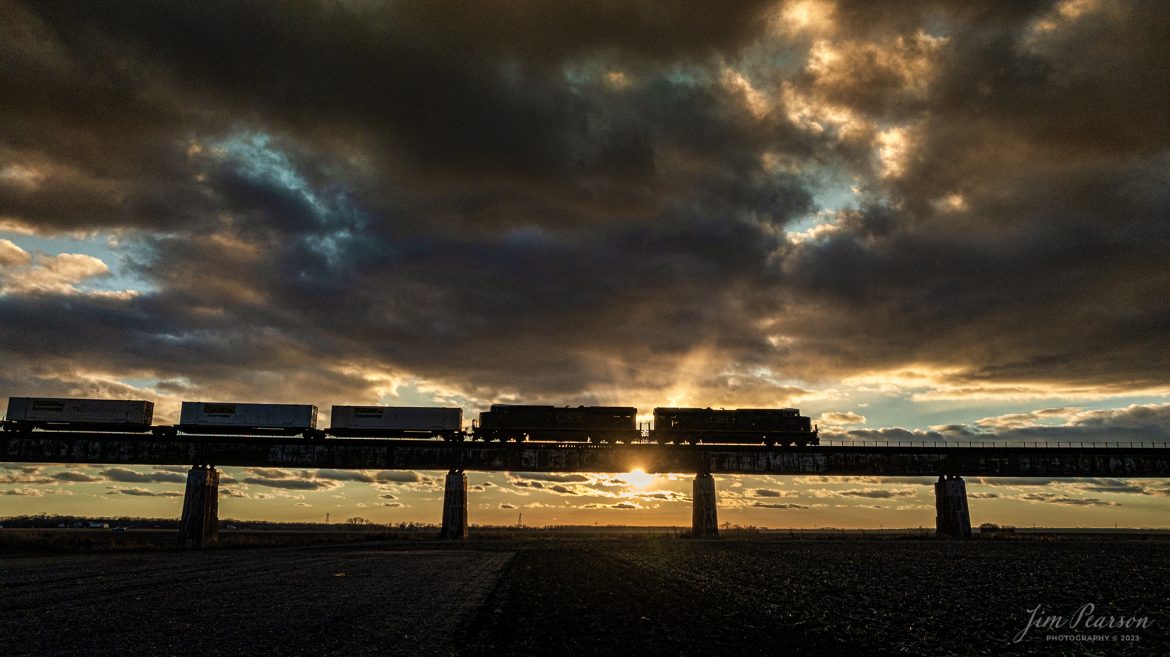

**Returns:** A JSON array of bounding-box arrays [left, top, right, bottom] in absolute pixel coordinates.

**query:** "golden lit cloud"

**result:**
[[720, 67, 772, 119], [0, 251, 111, 295], [773, 0, 836, 35]]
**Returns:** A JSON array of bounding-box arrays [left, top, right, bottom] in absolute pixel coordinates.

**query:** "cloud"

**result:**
[[0, 251, 113, 295], [834, 403, 1170, 445], [508, 472, 591, 483], [1017, 492, 1119, 507], [107, 486, 183, 497], [836, 488, 916, 499], [752, 488, 797, 498], [752, 502, 810, 509], [51, 471, 103, 483], [0, 0, 1167, 430], [499, 503, 516, 509], [818, 411, 867, 426], [312, 469, 375, 483], [1075, 479, 1147, 495], [246, 468, 295, 479], [99, 468, 187, 484], [0, 239, 31, 266], [374, 471, 423, 484], [242, 477, 341, 491]]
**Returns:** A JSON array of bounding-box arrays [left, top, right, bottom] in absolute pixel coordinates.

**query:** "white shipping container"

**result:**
[[5, 397, 154, 429], [329, 405, 462, 434], [179, 402, 317, 433]]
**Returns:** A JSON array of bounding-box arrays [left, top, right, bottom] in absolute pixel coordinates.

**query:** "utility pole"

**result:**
[[518, 513, 522, 528], [325, 512, 330, 524]]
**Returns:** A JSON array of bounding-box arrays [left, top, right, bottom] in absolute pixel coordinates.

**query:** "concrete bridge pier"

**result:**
[[440, 469, 468, 539], [935, 474, 972, 538], [692, 472, 718, 538], [179, 465, 219, 547]]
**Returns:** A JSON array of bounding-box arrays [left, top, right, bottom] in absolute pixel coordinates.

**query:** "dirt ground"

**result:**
[[2, 538, 1167, 656]]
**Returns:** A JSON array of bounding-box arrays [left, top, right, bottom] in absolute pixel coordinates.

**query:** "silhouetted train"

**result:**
[[477, 404, 639, 443], [1, 397, 818, 446]]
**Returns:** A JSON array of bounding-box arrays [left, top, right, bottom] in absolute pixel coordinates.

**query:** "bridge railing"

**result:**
[[817, 439, 1170, 449]]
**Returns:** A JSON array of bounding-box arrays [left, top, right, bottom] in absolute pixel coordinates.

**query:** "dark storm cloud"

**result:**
[[775, 0, 1170, 388], [1, 0, 1168, 410], [1, 0, 789, 232]]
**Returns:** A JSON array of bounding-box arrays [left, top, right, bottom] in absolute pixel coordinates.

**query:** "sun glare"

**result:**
[[624, 468, 655, 489]]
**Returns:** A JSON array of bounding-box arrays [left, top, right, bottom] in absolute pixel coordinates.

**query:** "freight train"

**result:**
[[1, 397, 818, 446]]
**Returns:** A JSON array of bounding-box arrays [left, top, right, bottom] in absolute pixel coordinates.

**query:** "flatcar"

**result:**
[[327, 405, 463, 440], [650, 407, 818, 446], [475, 404, 638, 443], [2, 397, 154, 432], [165, 401, 321, 438]]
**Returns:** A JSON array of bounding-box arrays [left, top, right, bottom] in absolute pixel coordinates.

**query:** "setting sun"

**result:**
[[623, 468, 655, 489]]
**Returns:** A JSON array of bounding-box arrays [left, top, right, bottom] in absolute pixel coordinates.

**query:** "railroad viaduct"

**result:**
[[3, 433, 1169, 545]]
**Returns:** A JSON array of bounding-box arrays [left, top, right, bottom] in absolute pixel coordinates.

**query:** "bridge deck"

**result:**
[[3, 433, 1169, 477]]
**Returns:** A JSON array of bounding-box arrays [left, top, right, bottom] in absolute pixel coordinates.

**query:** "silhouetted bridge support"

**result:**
[[935, 475, 972, 538], [441, 469, 468, 539], [179, 465, 219, 547], [692, 473, 718, 538]]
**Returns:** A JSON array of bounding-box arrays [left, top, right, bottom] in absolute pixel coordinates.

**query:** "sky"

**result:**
[[1, 0, 1169, 528]]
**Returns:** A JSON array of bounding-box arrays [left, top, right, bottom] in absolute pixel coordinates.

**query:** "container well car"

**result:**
[[3, 397, 154, 432], [327, 405, 463, 440], [475, 404, 638, 442], [171, 402, 320, 438], [651, 407, 818, 446]]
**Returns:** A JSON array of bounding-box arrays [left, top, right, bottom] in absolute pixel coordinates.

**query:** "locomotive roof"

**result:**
[[488, 404, 636, 412], [653, 407, 803, 413]]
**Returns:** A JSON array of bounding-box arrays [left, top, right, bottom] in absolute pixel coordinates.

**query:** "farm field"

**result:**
[[1, 537, 1167, 656]]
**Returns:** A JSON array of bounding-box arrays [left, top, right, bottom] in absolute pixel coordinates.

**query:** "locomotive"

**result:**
[[475, 404, 639, 443], [2, 396, 818, 446], [650, 407, 816, 447]]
